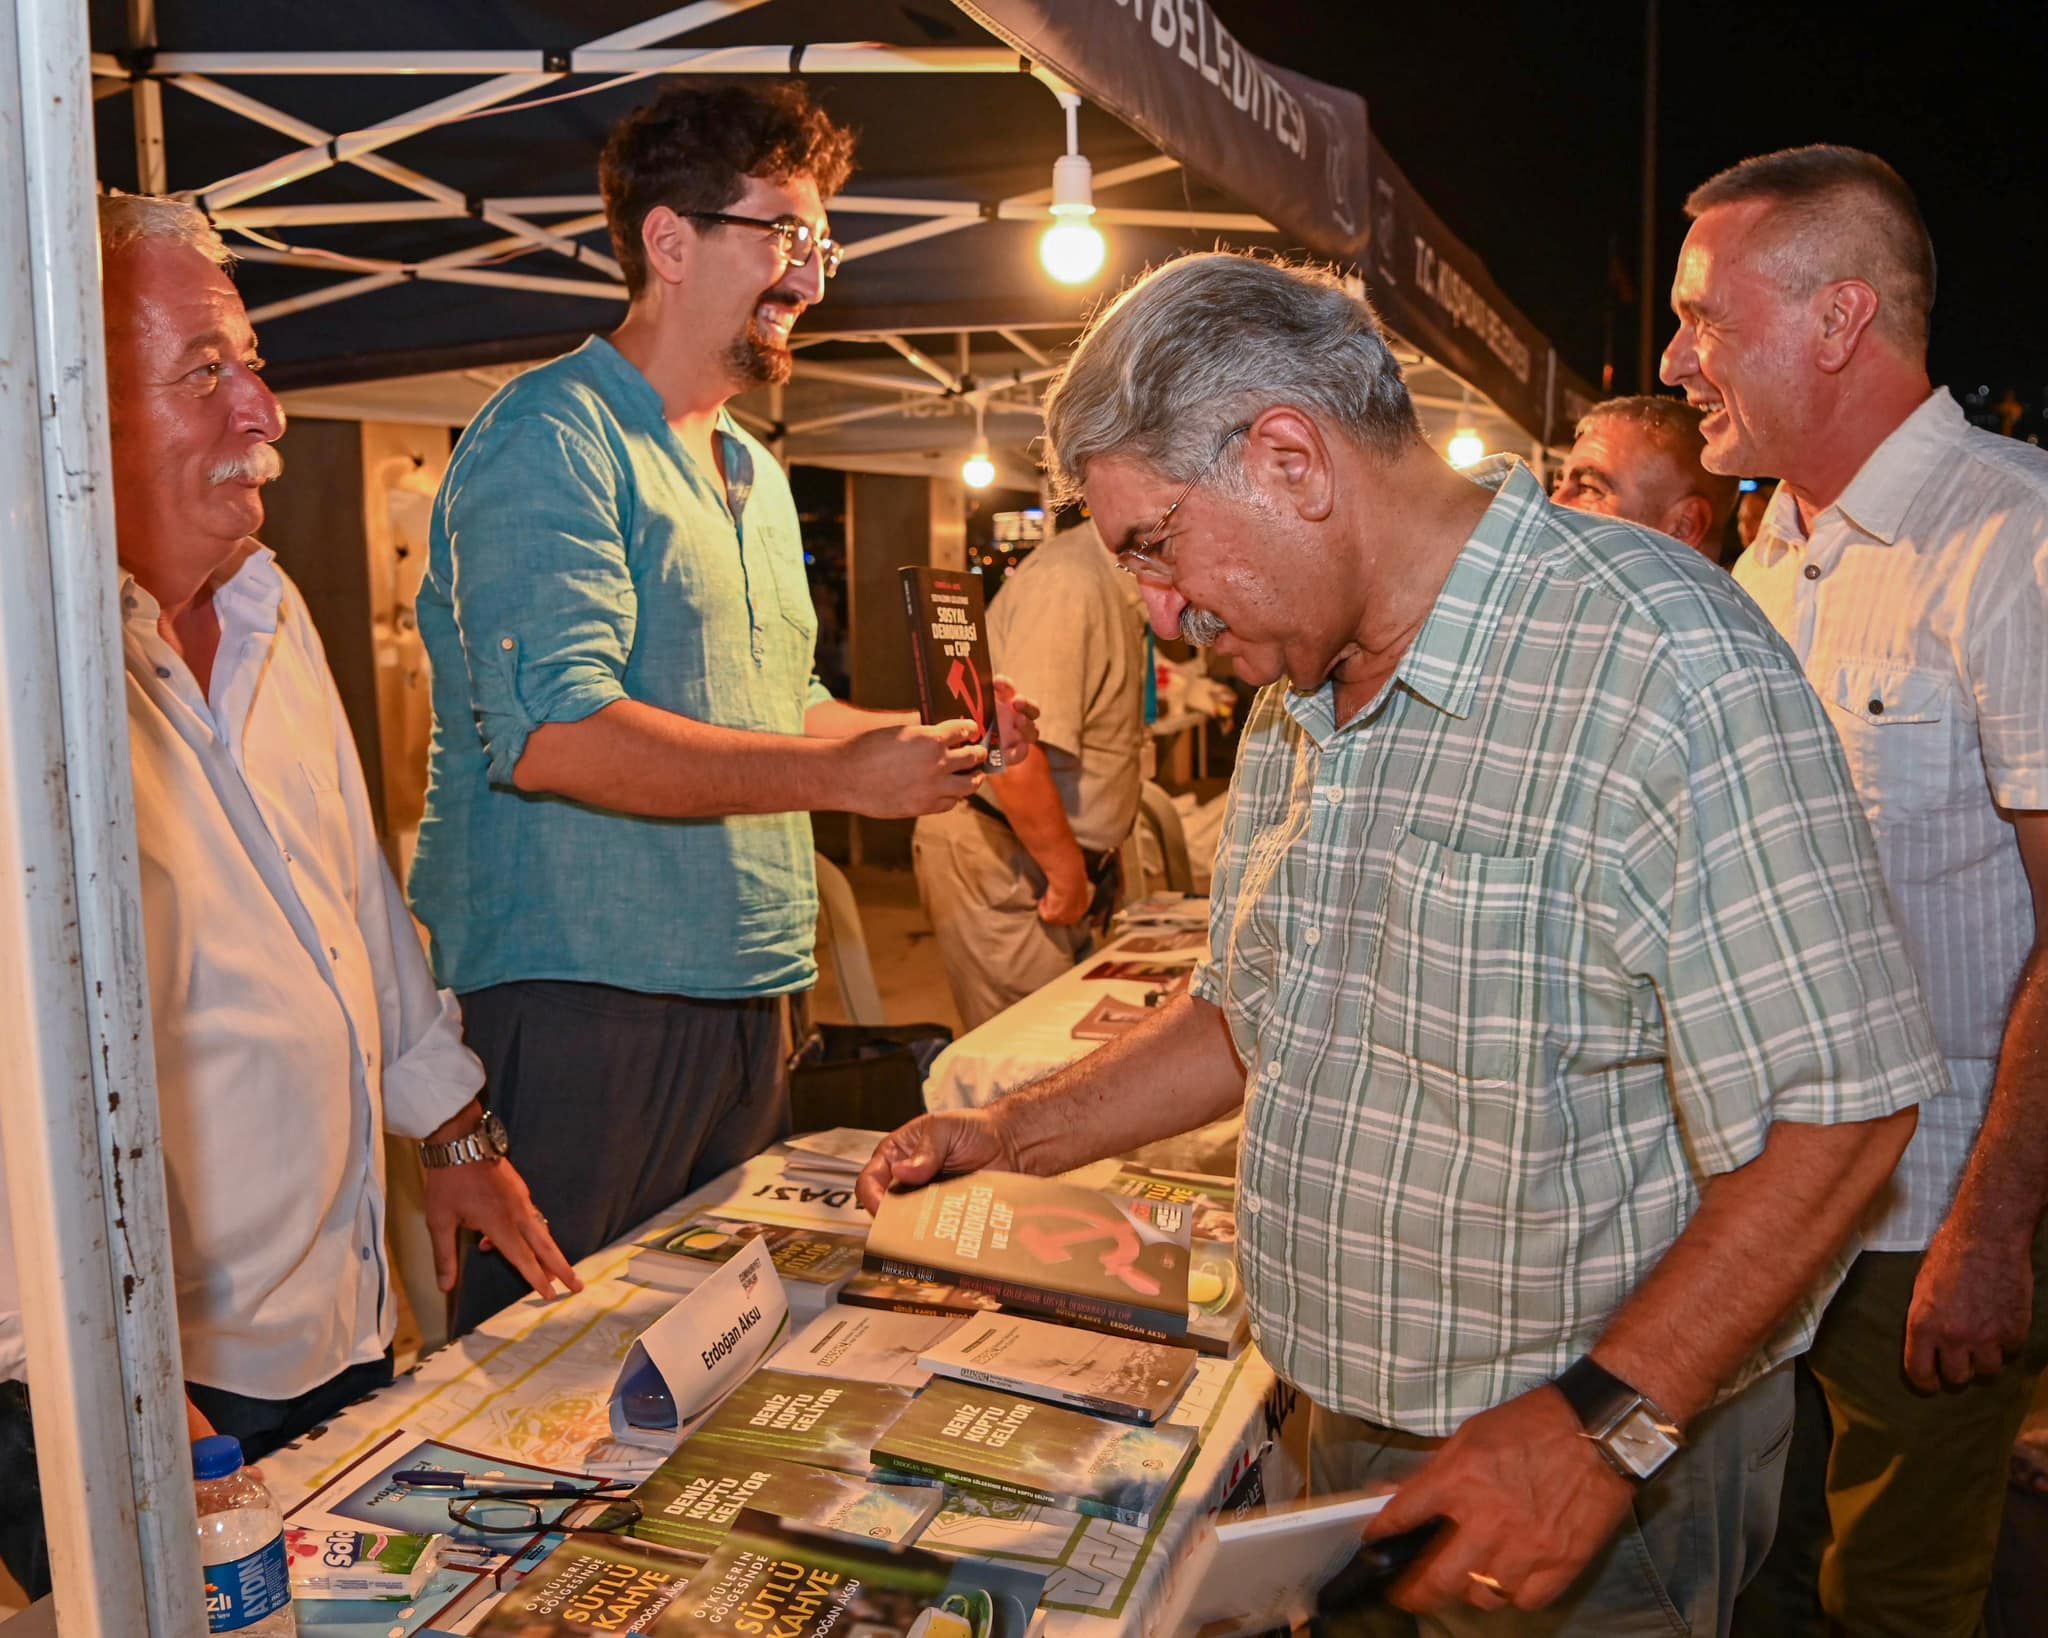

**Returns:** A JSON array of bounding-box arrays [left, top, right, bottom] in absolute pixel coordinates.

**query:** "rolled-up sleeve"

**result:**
[[1610, 665, 1947, 1176], [440, 418, 635, 784]]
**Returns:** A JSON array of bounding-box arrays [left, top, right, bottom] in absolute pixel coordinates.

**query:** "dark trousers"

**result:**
[[452, 981, 791, 1335], [1734, 1226, 2048, 1638], [0, 1352, 392, 1604]]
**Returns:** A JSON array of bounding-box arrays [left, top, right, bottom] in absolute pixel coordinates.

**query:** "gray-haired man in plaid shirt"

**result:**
[[859, 253, 1945, 1634]]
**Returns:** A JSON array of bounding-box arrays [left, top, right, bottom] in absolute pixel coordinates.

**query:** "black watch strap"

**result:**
[[1555, 1355, 1636, 1431]]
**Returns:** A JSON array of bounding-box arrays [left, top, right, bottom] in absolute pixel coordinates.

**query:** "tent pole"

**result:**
[[170, 75, 620, 278], [1, 0, 204, 1631], [125, 0, 166, 191], [188, 0, 774, 212], [143, 44, 1030, 77]]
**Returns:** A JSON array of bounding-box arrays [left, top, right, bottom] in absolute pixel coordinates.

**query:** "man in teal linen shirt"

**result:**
[[413, 82, 1028, 1330], [856, 253, 1946, 1634]]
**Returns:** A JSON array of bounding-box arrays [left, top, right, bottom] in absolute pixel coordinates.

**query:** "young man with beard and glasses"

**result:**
[[0, 195, 575, 1602], [412, 81, 1036, 1332], [853, 252, 1952, 1636], [1659, 146, 2048, 1638], [1553, 395, 1740, 564]]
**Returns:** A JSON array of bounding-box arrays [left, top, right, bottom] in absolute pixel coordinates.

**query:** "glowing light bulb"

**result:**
[[1446, 428, 1486, 469], [962, 448, 997, 489], [1040, 219, 1106, 285]]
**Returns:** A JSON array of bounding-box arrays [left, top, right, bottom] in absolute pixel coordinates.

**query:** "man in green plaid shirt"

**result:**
[[859, 253, 1943, 1633]]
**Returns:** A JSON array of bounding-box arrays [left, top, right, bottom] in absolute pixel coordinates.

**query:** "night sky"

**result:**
[[1220, 2, 2047, 431]]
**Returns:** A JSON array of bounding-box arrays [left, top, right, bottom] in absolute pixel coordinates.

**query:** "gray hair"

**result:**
[[1684, 146, 1933, 353], [98, 191, 232, 266], [1040, 252, 1420, 503]]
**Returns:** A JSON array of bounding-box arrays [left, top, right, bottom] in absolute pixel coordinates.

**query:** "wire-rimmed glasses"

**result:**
[[443, 1482, 641, 1536], [684, 210, 844, 278], [1113, 424, 1251, 582]]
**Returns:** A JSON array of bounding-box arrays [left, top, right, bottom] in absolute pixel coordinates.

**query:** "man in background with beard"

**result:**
[[414, 81, 1035, 1330]]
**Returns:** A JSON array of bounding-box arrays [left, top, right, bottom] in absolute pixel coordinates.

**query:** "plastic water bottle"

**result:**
[[194, 1434, 298, 1636]]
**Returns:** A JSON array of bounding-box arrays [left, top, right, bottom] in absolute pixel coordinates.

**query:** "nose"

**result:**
[[1659, 324, 1693, 389], [1138, 580, 1186, 640], [787, 245, 828, 305], [236, 369, 286, 444]]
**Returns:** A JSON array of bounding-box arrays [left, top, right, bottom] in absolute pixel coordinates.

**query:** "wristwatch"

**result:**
[[1554, 1356, 1685, 1483], [420, 1109, 512, 1169]]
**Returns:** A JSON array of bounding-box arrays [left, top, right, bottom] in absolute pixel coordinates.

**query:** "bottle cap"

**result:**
[[191, 1434, 245, 1481]]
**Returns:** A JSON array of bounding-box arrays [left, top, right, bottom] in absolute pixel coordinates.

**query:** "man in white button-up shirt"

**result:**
[[1664, 145, 2048, 1637], [0, 195, 577, 1604]]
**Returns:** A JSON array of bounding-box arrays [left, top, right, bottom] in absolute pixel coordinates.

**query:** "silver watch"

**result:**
[[1555, 1356, 1684, 1483], [420, 1110, 512, 1169]]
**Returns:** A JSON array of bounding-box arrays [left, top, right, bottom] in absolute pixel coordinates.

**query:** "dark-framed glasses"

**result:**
[[405, 1477, 639, 1536], [685, 210, 843, 278], [1114, 423, 1251, 583]]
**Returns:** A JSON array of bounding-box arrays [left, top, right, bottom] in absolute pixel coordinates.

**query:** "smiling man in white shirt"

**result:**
[[0, 194, 577, 1602], [1663, 145, 2048, 1638]]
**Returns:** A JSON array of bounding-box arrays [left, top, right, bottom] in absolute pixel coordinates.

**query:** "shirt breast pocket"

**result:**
[[1365, 829, 1541, 1084], [1819, 661, 1959, 814]]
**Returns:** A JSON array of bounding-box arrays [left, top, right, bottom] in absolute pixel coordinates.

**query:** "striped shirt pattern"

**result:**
[[1193, 460, 1946, 1434], [1737, 389, 2048, 1250]]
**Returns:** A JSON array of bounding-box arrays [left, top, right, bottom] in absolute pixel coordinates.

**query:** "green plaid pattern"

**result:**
[[1193, 460, 1946, 1434]]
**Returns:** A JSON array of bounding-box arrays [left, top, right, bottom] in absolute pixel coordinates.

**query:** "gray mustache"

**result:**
[[207, 445, 284, 486], [1181, 607, 1228, 646]]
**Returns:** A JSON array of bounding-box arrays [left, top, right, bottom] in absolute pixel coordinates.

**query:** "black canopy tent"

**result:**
[[87, 0, 1596, 487]]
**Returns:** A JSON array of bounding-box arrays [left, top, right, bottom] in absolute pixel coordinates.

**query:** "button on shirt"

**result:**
[[1736, 389, 2048, 1250], [1194, 460, 1946, 1434], [411, 337, 831, 1000], [106, 552, 478, 1398]]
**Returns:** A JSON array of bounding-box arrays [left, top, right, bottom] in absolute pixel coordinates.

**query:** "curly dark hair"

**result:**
[[600, 79, 856, 299]]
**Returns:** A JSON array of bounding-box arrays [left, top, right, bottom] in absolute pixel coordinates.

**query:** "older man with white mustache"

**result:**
[[0, 193, 577, 1602]]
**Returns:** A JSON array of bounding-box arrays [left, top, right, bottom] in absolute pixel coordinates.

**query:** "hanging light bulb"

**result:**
[[1446, 428, 1486, 469], [1040, 92, 1105, 286], [962, 401, 996, 490]]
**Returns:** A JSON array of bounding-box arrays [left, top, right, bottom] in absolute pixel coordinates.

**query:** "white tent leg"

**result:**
[[1, 0, 202, 1632], [126, 0, 165, 191]]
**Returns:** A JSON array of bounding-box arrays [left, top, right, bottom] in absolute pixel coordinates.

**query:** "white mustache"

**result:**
[[1182, 607, 1228, 646], [207, 444, 284, 486]]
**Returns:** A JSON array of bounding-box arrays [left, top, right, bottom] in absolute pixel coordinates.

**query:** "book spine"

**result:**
[[900, 573, 938, 725], [929, 1362, 1152, 1425], [871, 1454, 1140, 1527]]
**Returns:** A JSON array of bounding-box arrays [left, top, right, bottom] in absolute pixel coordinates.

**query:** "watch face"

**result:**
[[483, 1111, 511, 1153], [1608, 1409, 1682, 1479]]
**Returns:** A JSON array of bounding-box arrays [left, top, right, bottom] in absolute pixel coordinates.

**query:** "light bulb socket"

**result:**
[[1050, 151, 1094, 217]]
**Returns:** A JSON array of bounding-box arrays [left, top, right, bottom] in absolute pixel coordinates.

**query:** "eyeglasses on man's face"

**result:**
[[1113, 424, 1252, 583], [685, 211, 844, 279]]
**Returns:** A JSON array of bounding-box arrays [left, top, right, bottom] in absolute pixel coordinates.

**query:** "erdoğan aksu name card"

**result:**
[[609, 1238, 790, 1451]]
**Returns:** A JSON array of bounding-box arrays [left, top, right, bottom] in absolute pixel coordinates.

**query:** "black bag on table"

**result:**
[[786, 1021, 953, 1135]]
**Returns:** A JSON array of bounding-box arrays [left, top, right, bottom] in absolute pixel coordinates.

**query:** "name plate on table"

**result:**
[[609, 1240, 790, 1450]]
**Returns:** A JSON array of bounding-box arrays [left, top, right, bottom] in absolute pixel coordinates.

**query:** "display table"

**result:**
[[262, 1146, 1303, 1636], [922, 910, 1240, 1177]]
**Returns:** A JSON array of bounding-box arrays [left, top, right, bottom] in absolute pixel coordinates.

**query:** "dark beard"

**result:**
[[726, 309, 795, 387]]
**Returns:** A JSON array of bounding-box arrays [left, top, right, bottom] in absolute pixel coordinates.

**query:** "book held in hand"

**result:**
[[664, 1508, 1046, 1637], [1153, 1490, 1396, 1637], [871, 1378, 1197, 1528], [900, 566, 1004, 771], [864, 1171, 1191, 1342], [916, 1313, 1198, 1425]]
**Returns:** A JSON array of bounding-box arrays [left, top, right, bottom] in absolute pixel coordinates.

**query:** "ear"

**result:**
[[639, 206, 693, 289], [1660, 492, 1714, 549], [1244, 406, 1335, 523], [1814, 278, 1881, 374]]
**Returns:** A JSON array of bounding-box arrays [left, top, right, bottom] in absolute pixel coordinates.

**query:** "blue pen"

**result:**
[[391, 1467, 589, 1496]]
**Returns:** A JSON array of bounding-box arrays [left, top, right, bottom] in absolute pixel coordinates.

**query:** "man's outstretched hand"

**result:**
[[855, 1110, 1022, 1213]]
